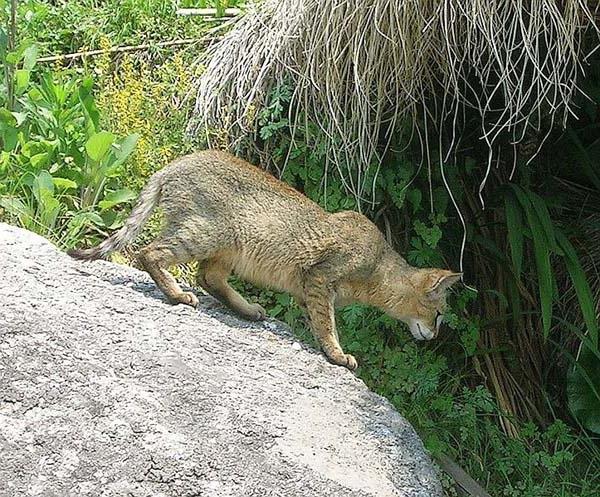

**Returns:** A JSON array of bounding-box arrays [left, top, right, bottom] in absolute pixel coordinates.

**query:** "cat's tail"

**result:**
[[68, 169, 165, 261]]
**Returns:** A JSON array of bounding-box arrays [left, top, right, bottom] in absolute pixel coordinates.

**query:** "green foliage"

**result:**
[[507, 185, 556, 336], [557, 232, 599, 348], [0, 41, 138, 246], [568, 345, 600, 435], [95, 51, 195, 193], [15, 0, 212, 54], [497, 128, 600, 436], [0, 0, 204, 248], [254, 80, 600, 496]]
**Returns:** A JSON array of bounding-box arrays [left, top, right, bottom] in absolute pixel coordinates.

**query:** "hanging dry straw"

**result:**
[[187, 0, 599, 202]]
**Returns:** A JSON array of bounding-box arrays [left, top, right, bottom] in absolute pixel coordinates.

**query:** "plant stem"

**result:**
[[5, 0, 17, 110]]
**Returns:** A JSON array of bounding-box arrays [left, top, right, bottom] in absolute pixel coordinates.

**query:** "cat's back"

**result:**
[[169, 150, 316, 208], [159, 148, 329, 240]]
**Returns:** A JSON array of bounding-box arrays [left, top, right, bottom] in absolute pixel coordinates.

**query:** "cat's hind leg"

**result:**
[[138, 239, 200, 307], [137, 218, 227, 307], [196, 258, 266, 321]]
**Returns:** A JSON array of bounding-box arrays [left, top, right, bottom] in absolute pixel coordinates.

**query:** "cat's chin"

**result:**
[[407, 320, 435, 341]]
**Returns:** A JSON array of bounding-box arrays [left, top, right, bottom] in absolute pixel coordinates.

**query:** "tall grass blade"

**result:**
[[529, 191, 560, 253], [511, 186, 554, 337], [504, 192, 524, 279], [557, 231, 599, 347]]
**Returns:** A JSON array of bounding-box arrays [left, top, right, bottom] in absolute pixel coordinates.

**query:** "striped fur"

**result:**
[[68, 170, 164, 261]]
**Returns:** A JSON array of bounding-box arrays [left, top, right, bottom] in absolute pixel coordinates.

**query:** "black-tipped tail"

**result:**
[[67, 246, 106, 261], [68, 168, 164, 263]]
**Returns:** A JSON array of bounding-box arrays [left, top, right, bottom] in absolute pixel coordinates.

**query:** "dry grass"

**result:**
[[188, 0, 599, 202]]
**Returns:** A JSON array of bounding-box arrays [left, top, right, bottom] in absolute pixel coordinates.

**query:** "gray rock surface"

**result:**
[[0, 223, 442, 497]]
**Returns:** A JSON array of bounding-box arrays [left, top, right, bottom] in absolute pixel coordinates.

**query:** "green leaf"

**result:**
[[1, 127, 18, 151], [68, 211, 106, 232], [11, 111, 27, 126], [22, 141, 46, 158], [414, 220, 442, 249], [0, 196, 34, 226], [531, 224, 554, 337], [33, 170, 55, 205], [529, 191, 559, 253], [78, 77, 100, 132], [98, 188, 136, 211], [0, 107, 17, 127], [30, 152, 49, 169], [5, 51, 19, 65], [22, 45, 38, 70], [504, 193, 523, 279], [38, 195, 60, 232], [507, 278, 523, 328], [27, 87, 43, 102], [85, 131, 115, 162], [0, 151, 9, 172], [556, 231, 599, 347], [52, 177, 78, 190], [0, 27, 7, 58], [15, 69, 30, 94], [111, 133, 139, 167], [406, 188, 422, 213], [511, 185, 554, 336]]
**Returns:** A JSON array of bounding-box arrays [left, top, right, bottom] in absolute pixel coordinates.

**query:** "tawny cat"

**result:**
[[69, 150, 461, 370]]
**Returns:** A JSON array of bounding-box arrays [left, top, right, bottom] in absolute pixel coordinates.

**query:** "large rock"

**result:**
[[0, 223, 442, 497]]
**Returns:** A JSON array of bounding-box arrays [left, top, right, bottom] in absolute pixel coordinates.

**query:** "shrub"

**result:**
[[0, 40, 138, 247]]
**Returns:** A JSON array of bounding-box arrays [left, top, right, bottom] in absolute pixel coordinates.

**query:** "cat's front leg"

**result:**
[[303, 278, 357, 371]]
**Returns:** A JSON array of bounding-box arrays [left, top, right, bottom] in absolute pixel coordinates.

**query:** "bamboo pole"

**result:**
[[36, 37, 216, 64], [176, 8, 242, 17]]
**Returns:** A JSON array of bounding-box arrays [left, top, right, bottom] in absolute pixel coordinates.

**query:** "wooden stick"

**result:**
[[436, 453, 493, 497], [176, 8, 242, 17], [36, 37, 216, 64]]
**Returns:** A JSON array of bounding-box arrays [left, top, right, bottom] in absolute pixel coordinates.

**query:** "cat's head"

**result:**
[[388, 269, 462, 340]]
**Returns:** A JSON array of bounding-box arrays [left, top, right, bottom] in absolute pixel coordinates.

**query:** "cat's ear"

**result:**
[[425, 270, 462, 299]]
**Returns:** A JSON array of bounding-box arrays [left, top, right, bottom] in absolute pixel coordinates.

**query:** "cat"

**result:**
[[69, 150, 461, 370]]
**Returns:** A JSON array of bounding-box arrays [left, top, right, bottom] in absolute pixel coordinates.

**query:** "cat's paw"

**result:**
[[343, 354, 358, 371], [171, 291, 199, 308], [329, 352, 358, 371], [244, 303, 267, 321]]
